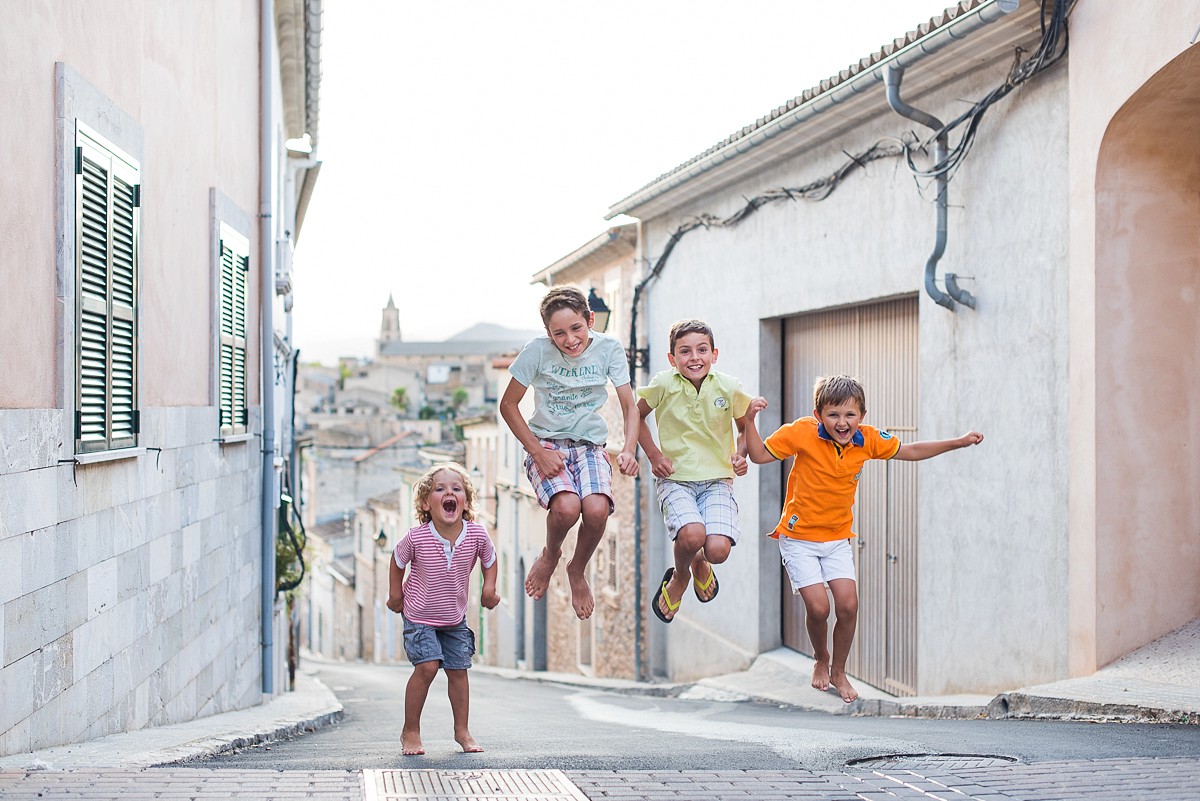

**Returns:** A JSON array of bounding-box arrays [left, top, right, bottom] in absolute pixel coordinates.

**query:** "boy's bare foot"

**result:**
[[656, 570, 689, 622], [691, 559, 717, 602], [524, 548, 560, 600], [567, 569, 594, 619], [830, 669, 858, 703], [811, 661, 831, 691], [456, 732, 484, 753], [401, 730, 424, 756]]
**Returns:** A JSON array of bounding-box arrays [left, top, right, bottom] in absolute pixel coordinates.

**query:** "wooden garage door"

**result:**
[[780, 296, 919, 696]]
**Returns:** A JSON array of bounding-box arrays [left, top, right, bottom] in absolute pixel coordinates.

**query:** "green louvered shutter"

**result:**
[[76, 126, 139, 453], [218, 225, 249, 436]]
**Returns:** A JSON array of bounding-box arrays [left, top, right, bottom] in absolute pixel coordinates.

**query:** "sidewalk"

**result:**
[[0, 670, 343, 771]]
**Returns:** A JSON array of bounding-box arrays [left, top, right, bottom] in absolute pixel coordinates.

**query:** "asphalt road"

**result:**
[[199, 659, 1200, 772]]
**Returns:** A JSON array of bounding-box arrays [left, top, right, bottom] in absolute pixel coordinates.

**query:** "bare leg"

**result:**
[[827, 578, 860, 703], [692, 534, 730, 601], [525, 492, 580, 600], [566, 494, 611, 619], [402, 661, 439, 755], [797, 583, 832, 691], [657, 524, 704, 620], [445, 669, 482, 753]]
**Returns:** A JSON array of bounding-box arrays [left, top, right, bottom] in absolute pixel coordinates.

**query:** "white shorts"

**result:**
[[778, 536, 856, 591]]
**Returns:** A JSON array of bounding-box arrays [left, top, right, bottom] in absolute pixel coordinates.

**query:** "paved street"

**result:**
[[199, 660, 1200, 772]]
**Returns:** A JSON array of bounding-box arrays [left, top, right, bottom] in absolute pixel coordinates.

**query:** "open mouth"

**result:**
[[442, 498, 458, 514]]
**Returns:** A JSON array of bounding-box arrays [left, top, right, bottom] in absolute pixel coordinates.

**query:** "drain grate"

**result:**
[[846, 753, 1019, 771], [362, 769, 589, 801]]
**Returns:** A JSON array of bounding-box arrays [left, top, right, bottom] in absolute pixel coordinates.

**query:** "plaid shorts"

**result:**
[[524, 438, 614, 513], [655, 478, 740, 544]]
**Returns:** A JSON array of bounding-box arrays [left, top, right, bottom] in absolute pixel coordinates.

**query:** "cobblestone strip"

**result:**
[[0, 768, 365, 801], [929, 756, 1200, 801], [837, 770, 1018, 800], [566, 770, 865, 800]]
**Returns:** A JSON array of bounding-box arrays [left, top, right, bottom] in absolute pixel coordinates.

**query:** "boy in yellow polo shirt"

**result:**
[[637, 319, 766, 624], [744, 374, 983, 702]]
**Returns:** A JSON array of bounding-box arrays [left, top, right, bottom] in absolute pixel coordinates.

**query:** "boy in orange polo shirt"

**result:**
[[743, 374, 983, 703]]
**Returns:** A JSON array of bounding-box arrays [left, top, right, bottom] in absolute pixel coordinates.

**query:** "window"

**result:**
[[218, 224, 250, 437], [75, 123, 140, 454]]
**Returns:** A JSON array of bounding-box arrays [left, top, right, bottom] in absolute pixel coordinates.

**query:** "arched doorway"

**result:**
[[1093, 43, 1200, 667]]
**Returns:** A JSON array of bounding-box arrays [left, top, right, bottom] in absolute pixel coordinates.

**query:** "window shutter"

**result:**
[[75, 127, 139, 453], [218, 226, 249, 436]]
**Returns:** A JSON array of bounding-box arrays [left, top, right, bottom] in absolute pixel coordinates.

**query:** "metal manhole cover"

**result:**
[[846, 753, 1019, 771], [363, 769, 589, 801]]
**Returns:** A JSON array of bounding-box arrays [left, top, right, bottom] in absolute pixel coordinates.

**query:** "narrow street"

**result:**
[[199, 659, 1200, 780]]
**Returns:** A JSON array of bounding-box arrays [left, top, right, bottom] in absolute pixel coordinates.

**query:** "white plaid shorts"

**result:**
[[655, 478, 739, 544], [524, 438, 614, 513]]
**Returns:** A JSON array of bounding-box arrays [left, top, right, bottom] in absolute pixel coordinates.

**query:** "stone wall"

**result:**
[[0, 407, 264, 755]]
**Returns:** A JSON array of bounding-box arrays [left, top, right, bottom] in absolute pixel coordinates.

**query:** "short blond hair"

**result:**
[[412, 462, 477, 524], [813, 375, 866, 415]]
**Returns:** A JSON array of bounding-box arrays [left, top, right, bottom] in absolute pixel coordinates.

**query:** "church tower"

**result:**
[[378, 294, 401, 355]]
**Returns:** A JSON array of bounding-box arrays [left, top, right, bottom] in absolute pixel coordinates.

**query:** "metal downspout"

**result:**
[[884, 64, 960, 311], [631, 220, 645, 681], [260, 0, 277, 696]]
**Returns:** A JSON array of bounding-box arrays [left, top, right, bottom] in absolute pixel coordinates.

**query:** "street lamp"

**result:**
[[586, 288, 611, 333]]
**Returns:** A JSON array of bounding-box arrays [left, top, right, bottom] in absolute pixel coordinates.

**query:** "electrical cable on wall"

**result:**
[[626, 0, 1071, 373]]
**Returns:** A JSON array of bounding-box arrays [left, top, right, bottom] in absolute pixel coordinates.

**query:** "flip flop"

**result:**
[[692, 561, 719, 603], [651, 568, 680, 624]]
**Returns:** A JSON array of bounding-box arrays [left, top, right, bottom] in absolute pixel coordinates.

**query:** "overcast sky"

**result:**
[[292, 1, 948, 365]]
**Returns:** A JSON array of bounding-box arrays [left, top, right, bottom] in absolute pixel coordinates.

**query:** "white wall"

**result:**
[[637, 62, 1070, 694]]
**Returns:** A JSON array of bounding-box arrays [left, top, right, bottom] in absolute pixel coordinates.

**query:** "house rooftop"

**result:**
[[607, 0, 1039, 220]]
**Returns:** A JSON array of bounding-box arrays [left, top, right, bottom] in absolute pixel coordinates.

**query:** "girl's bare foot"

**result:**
[[401, 729, 424, 756], [811, 661, 831, 691], [566, 569, 594, 619], [830, 669, 858, 703], [456, 731, 484, 753], [524, 548, 560, 600]]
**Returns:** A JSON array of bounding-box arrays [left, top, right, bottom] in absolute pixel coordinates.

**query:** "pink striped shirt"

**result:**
[[393, 520, 496, 627]]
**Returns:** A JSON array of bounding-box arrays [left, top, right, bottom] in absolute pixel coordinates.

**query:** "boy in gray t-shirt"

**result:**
[[499, 287, 640, 620]]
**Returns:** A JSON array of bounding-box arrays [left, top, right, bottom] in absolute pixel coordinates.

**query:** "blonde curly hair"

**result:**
[[412, 462, 477, 524]]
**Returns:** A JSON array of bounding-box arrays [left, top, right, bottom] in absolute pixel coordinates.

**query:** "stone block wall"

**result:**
[[0, 406, 264, 755]]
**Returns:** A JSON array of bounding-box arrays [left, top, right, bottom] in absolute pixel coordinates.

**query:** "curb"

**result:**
[[988, 692, 1200, 725], [160, 707, 345, 765]]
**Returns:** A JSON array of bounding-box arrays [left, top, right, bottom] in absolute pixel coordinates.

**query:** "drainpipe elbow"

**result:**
[[945, 273, 977, 309]]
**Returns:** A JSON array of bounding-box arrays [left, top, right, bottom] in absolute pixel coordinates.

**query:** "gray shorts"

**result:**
[[402, 616, 475, 670], [655, 478, 739, 544]]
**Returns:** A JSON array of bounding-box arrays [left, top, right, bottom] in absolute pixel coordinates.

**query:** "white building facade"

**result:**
[[0, 1, 323, 753], [611, 0, 1199, 695]]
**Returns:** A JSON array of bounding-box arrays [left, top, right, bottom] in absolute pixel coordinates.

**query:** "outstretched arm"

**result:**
[[732, 396, 768, 476], [892, 431, 984, 461], [614, 384, 641, 477], [499, 377, 565, 478], [741, 398, 777, 465], [386, 558, 405, 614]]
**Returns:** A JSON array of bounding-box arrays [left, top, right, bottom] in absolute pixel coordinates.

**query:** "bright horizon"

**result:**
[[292, 1, 952, 365]]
